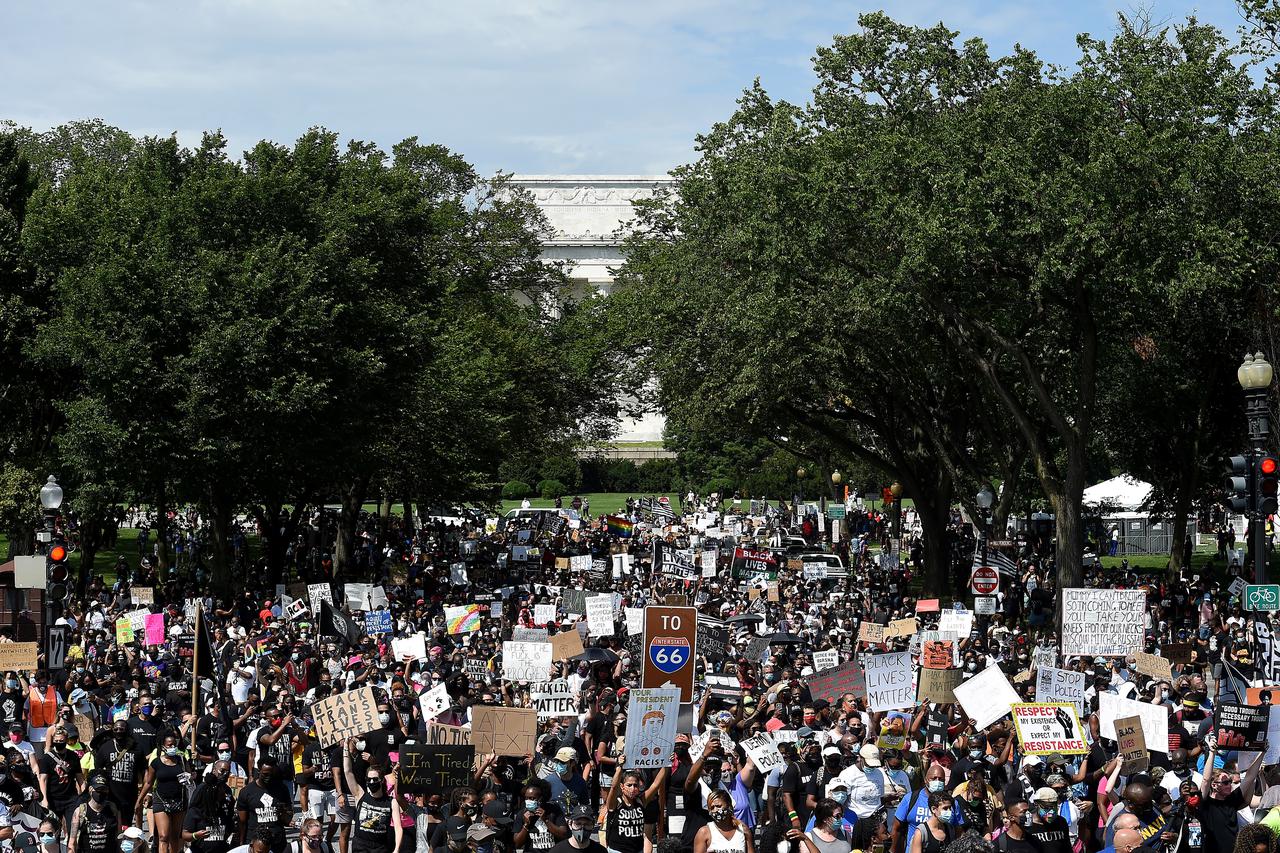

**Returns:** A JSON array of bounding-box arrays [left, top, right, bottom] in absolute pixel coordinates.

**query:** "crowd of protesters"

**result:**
[[1, 494, 1276, 853]]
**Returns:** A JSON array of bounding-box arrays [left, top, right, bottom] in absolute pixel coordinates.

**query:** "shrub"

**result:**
[[502, 481, 532, 501], [637, 458, 681, 493], [537, 479, 569, 499], [604, 460, 640, 492], [701, 477, 736, 498]]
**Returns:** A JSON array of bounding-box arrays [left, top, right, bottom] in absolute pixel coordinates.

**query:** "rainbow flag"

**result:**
[[605, 515, 634, 538], [445, 604, 482, 635]]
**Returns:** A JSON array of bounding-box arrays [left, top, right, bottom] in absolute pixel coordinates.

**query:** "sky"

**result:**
[[2, 0, 1249, 176]]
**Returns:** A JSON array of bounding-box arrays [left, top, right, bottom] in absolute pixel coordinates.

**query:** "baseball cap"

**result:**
[[482, 800, 512, 825], [1021, 755, 1044, 768], [859, 744, 882, 767], [555, 747, 577, 762], [822, 746, 841, 758], [569, 805, 594, 822], [1032, 786, 1059, 804], [445, 816, 470, 841], [468, 824, 497, 842]]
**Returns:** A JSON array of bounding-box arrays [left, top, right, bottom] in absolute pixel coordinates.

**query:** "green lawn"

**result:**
[[501, 492, 680, 518]]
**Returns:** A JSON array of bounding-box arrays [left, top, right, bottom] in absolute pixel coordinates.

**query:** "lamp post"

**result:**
[[831, 471, 843, 545], [1239, 352, 1274, 583], [37, 475, 64, 661], [976, 484, 995, 567], [890, 481, 903, 539]]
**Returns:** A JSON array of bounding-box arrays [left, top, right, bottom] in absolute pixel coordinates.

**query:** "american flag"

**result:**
[[972, 545, 1020, 580]]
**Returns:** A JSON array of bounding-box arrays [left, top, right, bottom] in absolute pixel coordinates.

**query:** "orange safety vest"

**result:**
[[27, 686, 56, 728]]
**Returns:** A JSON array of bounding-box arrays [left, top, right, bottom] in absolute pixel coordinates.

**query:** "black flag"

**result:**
[[194, 605, 218, 687], [320, 598, 360, 645]]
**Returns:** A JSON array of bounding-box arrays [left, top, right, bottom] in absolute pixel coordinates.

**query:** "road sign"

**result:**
[[643, 606, 697, 702], [47, 625, 67, 671], [1246, 584, 1280, 612], [969, 566, 999, 595], [826, 505, 846, 520]]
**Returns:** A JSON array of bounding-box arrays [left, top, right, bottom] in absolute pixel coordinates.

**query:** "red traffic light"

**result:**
[[48, 544, 67, 563], [1262, 457, 1278, 476]]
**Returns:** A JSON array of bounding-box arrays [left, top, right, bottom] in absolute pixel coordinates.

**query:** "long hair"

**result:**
[[1232, 823, 1275, 853]]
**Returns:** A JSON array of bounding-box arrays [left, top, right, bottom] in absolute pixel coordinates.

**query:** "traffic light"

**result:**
[[1226, 454, 1254, 513], [46, 542, 69, 601], [1258, 455, 1279, 515]]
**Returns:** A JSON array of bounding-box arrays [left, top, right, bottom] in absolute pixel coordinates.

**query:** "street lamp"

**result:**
[[890, 481, 903, 539], [1239, 352, 1274, 583], [39, 476, 62, 511]]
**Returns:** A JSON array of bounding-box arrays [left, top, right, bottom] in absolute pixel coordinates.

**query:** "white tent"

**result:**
[[1082, 475, 1153, 512]]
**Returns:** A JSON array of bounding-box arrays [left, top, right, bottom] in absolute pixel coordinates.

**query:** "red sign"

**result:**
[[970, 566, 999, 595], [642, 606, 698, 702]]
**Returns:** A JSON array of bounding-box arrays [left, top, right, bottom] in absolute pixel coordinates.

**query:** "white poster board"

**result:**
[[864, 651, 915, 713], [533, 680, 577, 721], [308, 583, 333, 615], [502, 641, 553, 683], [624, 608, 644, 636], [1061, 588, 1146, 657], [953, 665, 1021, 730], [623, 688, 680, 769], [534, 604, 556, 626], [1035, 666, 1086, 718], [419, 681, 450, 721], [392, 634, 427, 663], [813, 650, 840, 673], [570, 555, 592, 574], [740, 732, 784, 773], [1098, 692, 1169, 753], [586, 595, 615, 637]]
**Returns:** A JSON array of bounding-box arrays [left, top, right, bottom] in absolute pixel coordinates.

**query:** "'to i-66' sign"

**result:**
[[643, 606, 698, 702]]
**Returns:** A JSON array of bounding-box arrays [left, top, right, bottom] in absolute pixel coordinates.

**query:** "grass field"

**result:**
[[500, 492, 680, 518]]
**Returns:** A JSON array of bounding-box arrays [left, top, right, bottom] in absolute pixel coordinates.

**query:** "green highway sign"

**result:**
[[1245, 584, 1280, 612], [826, 505, 846, 520]]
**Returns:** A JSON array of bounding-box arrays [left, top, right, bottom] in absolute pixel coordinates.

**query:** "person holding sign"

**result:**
[[342, 738, 402, 853], [693, 790, 754, 853], [604, 766, 659, 853]]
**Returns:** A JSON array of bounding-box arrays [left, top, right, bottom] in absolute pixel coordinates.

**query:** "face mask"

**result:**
[[966, 663, 977, 671], [524, 799, 540, 811], [5, 680, 16, 690], [165, 746, 179, 757], [40, 835, 57, 846], [121, 843, 136, 853], [6, 734, 18, 744], [218, 750, 231, 760], [1038, 806, 1055, 817], [969, 749, 982, 759], [1185, 794, 1201, 808], [367, 779, 384, 793], [356, 740, 367, 751], [709, 808, 731, 821], [938, 809, 953, 822], [572, 828, 590, 844], [927, 780, 944, 793], [139, 705, 151, 715], [91, 788, 107, 802], [114, 730, 127, 741], [832, 790, 849, 804], [464, 805, 478, 817]]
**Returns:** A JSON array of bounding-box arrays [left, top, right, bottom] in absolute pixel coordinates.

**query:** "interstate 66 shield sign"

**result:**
[[642, 606, 697, 702]]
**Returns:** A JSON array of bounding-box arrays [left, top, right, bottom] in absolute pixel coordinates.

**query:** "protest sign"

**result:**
[[368, 586, 388, 609], [864, 652, 915, 712], [886, 618, 919, 639], [1161, 643, 1194, 664], [1132, 651, 1173, 682], [953, 665, 1020, 730], [917, 667, 962, 704], [921, 641, 954, 670], [512, 627, 548, 643], [569, 554, 592, 575], [398, 743, 475, 795], [286, 598, 310, 622], [689, 727, 736, 763], [308, 583, 333, 615], [115, 618, 134, 645], [534, 680, 577, 721], [1247, 687, 1280, 705], [740, 732, 784, 774], [1098, 693, 1169, 752], [807, 661, 866, 704], [858, 622, 886, 645], [391, 634, 427, 663], [1061, 589, 1145, 657], [72, 714, 94, 746], [365, 610, 393, 634], [696, 622, 729, 662], [1011, 703, 1088, 755], [313, 686, 380, 747], [1032, 646, 1057, 670], [502, 641, 553, 682], [534, 604, 556, 626], [561, 589, 588, 615], [471, 706, 537, 756], [444, 605, 482, 635], [916, 599, 940, 613], [705, 674, 741, 702], [344, 583, 371, 611], [426, 723, 472, 747], [127, 609, 148, 632], [938, 610, 974, 639], [812, 650, 840, 673], [464, 659, 490, 682], [0, 643, 38, 672], [419, 682, 450, 722], [144, 613, 166, 646], [586, 595, 615, 637], [549, 629, 584, 661], [1035, 666, 1086, 718], [131, 587, 154, 605], [623, 688, 680, 769], [742, 636, 771, 663], [1116, 715, 1149, 774], [1216, 702, 1269, 751]]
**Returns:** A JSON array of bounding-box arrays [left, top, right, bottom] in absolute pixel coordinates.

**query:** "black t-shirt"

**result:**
[[351, 792, 394, 852], [1027, 815, 1071, 853], [1198, 789, 1243, 853], [94, 740, 142, 804], [253, 724, 295, 781], [38, 749, 83, 809], [0, 689, 25, 727], [194, 713, 230, 755], [126, 714, 159, 757], [549, 841, 607, 853], [184, 783, 238, 849], [993, 832, 1041, 853], [236, 780, 293, 832], [304, 742, 335, 791], [605, 802, 645, 853], [150, 756, 187, 801], [73, 801, 121, 853], [516, 802, 567, 853]]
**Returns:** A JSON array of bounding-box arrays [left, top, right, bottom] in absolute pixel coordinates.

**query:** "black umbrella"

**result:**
[[725, 614, 764, 625], [572, 647, 619, 664], [768, 632, 805, 645]]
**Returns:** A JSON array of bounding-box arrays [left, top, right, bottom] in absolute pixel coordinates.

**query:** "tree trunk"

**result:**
[[377, 492, 392, 557], [914, 492, 953, 596], [154, 491, 171, 582], [76, 507, 104, 595], [208, 491, 234, 594], [1168, 414, 1204, 575], [334, 478, 368, 578], [1052, 450, 1088, 593], [255, 502, 287, 584], [403, 495, 415, 537]]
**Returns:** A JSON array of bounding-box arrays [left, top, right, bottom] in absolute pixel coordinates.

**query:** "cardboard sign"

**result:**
[[642, 606, 697, 702], [807, 660, 866, 704], [1116, 715, 1149, 774], [864, 652, 915, 712], [740, 732, 784, 773], [1035, 666, 1086, 718], [1011, 703, 1088, 755], [398, 743, 475, 795], [533, 680, 577, 721], [471, 706, 536, 757], [549, 630, 584, 661], [953, 665, 1020, 730], [502, 641, 553, 682], [1161, 643, 1194, 664], [812, 649, 840, 673], [561, 589, 588, 615], [1061, 588, 1146, 657], [917, 667, 962, 704], [1216, 702, 1269, 751], [0, 643, 38, 672], [623, 688, 680, 769], [586, 595, 615, 637], [858, 622, 886, 645], [312, 686, 380, 747], [921, 641, 954, 670], [885, 618, 919, 639], [115, 619, 134, 645], [426, 723, 472, 747], [72, 714, 94, 745], [131, 587, 155, 605], [1132, 651, 1172, 682], [308, 583, 333, 615]]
